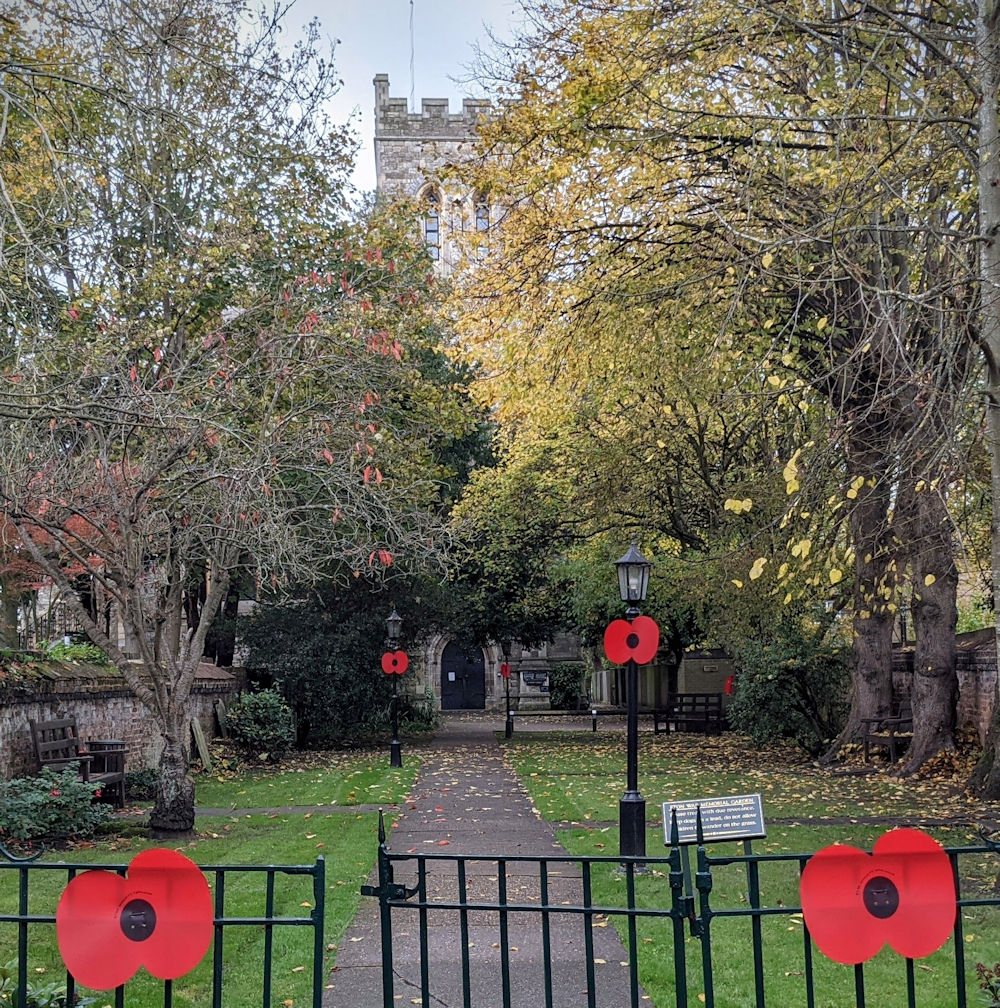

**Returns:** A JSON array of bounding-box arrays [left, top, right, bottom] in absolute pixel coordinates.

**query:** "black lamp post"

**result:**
[[615, 542, 652, 861], [386, 607, 404, 768], [500, 639, 513, 739]]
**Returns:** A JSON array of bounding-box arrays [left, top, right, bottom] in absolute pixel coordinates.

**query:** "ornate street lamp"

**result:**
[[500, 639, 513, 739], [605, 542, 658, 863], [381, 607, 407, 768]]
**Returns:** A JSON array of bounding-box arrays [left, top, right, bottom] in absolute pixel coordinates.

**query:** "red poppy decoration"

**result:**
[[724, 674, 735, 695], [56, 848, 212, 990], [800, 828, 955, 965], [500, 662, 511, 679], [603, 615, 660, 665], [381, 650, 409, 675]]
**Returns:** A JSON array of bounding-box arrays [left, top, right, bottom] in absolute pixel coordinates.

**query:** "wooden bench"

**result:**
[[861, 699, 913, 763], [29, 717, 127, 807], [654, 693, 724, 735]]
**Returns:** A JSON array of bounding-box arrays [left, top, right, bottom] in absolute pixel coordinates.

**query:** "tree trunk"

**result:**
[[971, 0, 1000, 797], [151, 730, 195, 835], [0, 591, 19, 648], [900, 484, 958, 774], [821, 458, 896, 762]]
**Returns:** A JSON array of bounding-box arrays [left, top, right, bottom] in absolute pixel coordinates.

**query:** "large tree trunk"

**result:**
[[899, 482, 958, 774], [971, 0, 1000, 797], [151, 729, 195, 835], [822, 450, 895, 762]]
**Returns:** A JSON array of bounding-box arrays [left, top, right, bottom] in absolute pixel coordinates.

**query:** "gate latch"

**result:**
[[361, 882, 416, 901]]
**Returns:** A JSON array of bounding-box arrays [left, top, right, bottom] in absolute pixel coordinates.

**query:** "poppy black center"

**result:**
[[120, 898, 157, 942], [626, 632, 640, 648], [862, 876, 899, 919]]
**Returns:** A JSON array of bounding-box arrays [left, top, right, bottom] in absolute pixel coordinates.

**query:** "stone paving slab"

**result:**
[[323, 712, 648, 1008]]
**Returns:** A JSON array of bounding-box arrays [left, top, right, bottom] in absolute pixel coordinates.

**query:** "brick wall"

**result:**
[[892, 629, 997, 743], [0, 661, 239, 779]]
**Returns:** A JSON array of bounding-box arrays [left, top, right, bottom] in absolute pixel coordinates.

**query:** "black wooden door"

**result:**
[[440, 641, 486, 710]]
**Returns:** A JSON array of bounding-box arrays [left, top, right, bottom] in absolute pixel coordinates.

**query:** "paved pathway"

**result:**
[[323, 712, 647, 1008]]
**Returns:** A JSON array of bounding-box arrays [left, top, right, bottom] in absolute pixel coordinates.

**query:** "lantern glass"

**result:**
[[615, 542, 651, 603], [386, 607, 403, 643]]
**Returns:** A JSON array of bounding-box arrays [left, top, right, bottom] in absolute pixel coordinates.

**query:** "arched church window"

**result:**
[[423, 187, 440, 261], [474, 193, 490, 233]]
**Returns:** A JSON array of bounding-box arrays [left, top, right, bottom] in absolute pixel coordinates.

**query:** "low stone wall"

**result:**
[[0, 660, 239, 779]]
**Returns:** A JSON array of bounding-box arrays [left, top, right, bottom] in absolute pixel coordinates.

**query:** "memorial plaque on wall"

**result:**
[[661, 793, 766, 846]]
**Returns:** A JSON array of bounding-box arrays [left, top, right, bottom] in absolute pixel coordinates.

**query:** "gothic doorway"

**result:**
[[440, 641, 486, 710]]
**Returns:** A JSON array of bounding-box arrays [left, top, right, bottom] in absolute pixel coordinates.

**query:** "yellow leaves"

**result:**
[[724, 498, 753, 514], [925, 574, 937, 586], [816, 316, 828, 332], [783, 450, 801, 494], [731, 579, 744, 589], [761, 252, 774, 269], [766, 374, 781, 387], [749, 557, 768, 581], [791, 539, 812, 559], [846, 475, 865, 500], [829, 569, 843, 585]]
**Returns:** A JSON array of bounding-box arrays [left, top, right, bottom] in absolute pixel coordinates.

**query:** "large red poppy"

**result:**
[[57, 848, 213, 990], [603, 615, 660, 665], [381, 650, 409, 674], [799, 828, 955, 964]]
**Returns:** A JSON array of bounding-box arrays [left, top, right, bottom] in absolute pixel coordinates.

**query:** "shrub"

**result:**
[[0, 961, 97, 1007], [728, 635, 849, 756], [237, 581, 400, 747], [38, 640, 111, 666], [398, 686, 440, 732], [226, 689, 295, 761], [977, 962, 1000, 1007], [124, 768, 159, 801], [0, 766, 114, 845], [548, 662, 587, 710]]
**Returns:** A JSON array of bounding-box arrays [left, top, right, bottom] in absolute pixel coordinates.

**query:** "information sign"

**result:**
[[661, 793, 766, 846]]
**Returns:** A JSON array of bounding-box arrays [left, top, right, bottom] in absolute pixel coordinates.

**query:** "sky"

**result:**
[[288, 0, 524, 194]]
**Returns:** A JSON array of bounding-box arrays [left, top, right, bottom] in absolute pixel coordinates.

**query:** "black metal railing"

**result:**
[[0, 855, 326, 1008], [362, 812, 1000, 1008]]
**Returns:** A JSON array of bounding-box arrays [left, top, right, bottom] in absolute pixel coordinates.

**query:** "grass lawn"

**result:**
[[192, 745, 412, 809], [504, 729, 1000, 1008], [1, 751, 418, 1008]]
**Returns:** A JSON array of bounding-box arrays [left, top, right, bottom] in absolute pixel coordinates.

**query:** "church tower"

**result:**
[[372, 74, 491, 275]]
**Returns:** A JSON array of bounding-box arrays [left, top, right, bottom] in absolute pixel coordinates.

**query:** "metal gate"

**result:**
[[362, 814, 1000, 1008], [1, 849, 326, 1008]]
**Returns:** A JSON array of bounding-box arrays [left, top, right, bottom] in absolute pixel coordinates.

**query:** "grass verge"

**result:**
[[1, 750, 418, 1007], [504, 729, 1000, 1008]]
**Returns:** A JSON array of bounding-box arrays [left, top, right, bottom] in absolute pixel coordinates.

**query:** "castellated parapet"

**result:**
[[373, 74, 492, 275]]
